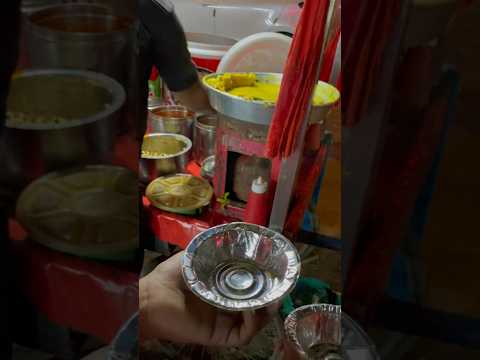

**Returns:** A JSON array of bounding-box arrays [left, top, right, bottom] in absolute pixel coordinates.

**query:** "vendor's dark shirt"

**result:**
[[137, 0, 199, 136]]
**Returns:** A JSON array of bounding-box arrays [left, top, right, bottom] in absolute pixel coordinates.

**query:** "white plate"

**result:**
[[217, 32, 292, 73]]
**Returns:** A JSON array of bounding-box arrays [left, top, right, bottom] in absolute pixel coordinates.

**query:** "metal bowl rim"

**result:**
[[141, 133, 193, 160], [6, 69, 126, 130], [149, 104, 195, 120], [284, 304, 342, 356], [195, 114, 218, 131], [181, 222, 301, 311], [202, 72, 341, 108]]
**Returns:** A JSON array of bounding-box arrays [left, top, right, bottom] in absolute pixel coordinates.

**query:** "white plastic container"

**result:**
[[186, 32, 236, 74]]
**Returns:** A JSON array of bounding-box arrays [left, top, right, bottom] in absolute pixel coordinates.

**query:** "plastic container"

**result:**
[[186, 32, 236, 74]]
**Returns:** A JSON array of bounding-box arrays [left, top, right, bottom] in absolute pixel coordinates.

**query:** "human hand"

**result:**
[[172, 80, 213, 114], [139, 251, 279, 347]]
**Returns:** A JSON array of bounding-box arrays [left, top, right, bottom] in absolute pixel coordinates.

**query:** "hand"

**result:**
[[279, 339, 303, 360], [140, 251, 278, 347], [172, 80, 213, 114]]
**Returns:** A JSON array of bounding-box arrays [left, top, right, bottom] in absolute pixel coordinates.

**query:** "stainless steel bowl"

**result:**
[[2, 69, 125, 187], [202, 72, 340, 126], [182, 222, 301, 311], [148, 105, 194, 138], [193, 113, 217, 164], [26, 4, 134, 82], [139, 133, 192, 182], [284, 305, 380, 360], [284, 304, 342, 359]]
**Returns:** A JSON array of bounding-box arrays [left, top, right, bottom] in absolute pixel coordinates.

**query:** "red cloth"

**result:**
[[144, 197, 236, 249], [265, 0, 330, 158], [342, 0, 402, 127], [285, 144, 329, 236]]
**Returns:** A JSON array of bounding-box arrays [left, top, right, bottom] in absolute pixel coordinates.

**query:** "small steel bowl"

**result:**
[[140, 133, 192, 182], [284, 304, 342, 359], [182, 222, 301, 311]]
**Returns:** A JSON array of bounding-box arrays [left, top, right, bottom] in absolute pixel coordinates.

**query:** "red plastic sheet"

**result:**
[[265, 0, 330, 158], [12, 237, 138, 343], [144, 197, 235, 249]]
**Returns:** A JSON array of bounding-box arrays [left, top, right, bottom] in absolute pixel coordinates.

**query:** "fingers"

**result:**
[[267, 300, 282, 315], [226, 309, 269, 347], [151, 250, 186, 289]]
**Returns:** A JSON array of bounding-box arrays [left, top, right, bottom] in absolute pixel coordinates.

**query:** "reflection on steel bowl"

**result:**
[[200, 155, 215, 183], [140, 133, 192, 181], [182, 222, 301, 312]]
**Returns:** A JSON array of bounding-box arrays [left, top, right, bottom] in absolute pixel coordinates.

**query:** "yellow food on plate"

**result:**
[[205, 73, 339, 106]]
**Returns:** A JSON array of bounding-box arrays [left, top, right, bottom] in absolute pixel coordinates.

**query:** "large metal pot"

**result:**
[[140, 133, 192, 182], [193, 113, 217, 164], [25, 4, 134, 83], [2, 69, 125, 188], [202, 72, 340, 126]]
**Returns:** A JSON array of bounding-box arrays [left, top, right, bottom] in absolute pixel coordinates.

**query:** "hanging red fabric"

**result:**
[[265, 0, 330, 159], [342, 0, 402, 127], [319, 30, 341, 83]]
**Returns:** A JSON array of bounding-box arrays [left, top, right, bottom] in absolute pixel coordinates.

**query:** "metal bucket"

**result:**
[[2, 69, 125, 188], [147, 105, 194, 138], [193, 113, 217, 164], [25, 4, 134, 82]]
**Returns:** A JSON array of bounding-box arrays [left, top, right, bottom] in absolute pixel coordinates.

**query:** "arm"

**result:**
[[137, 0, 212, 115]]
